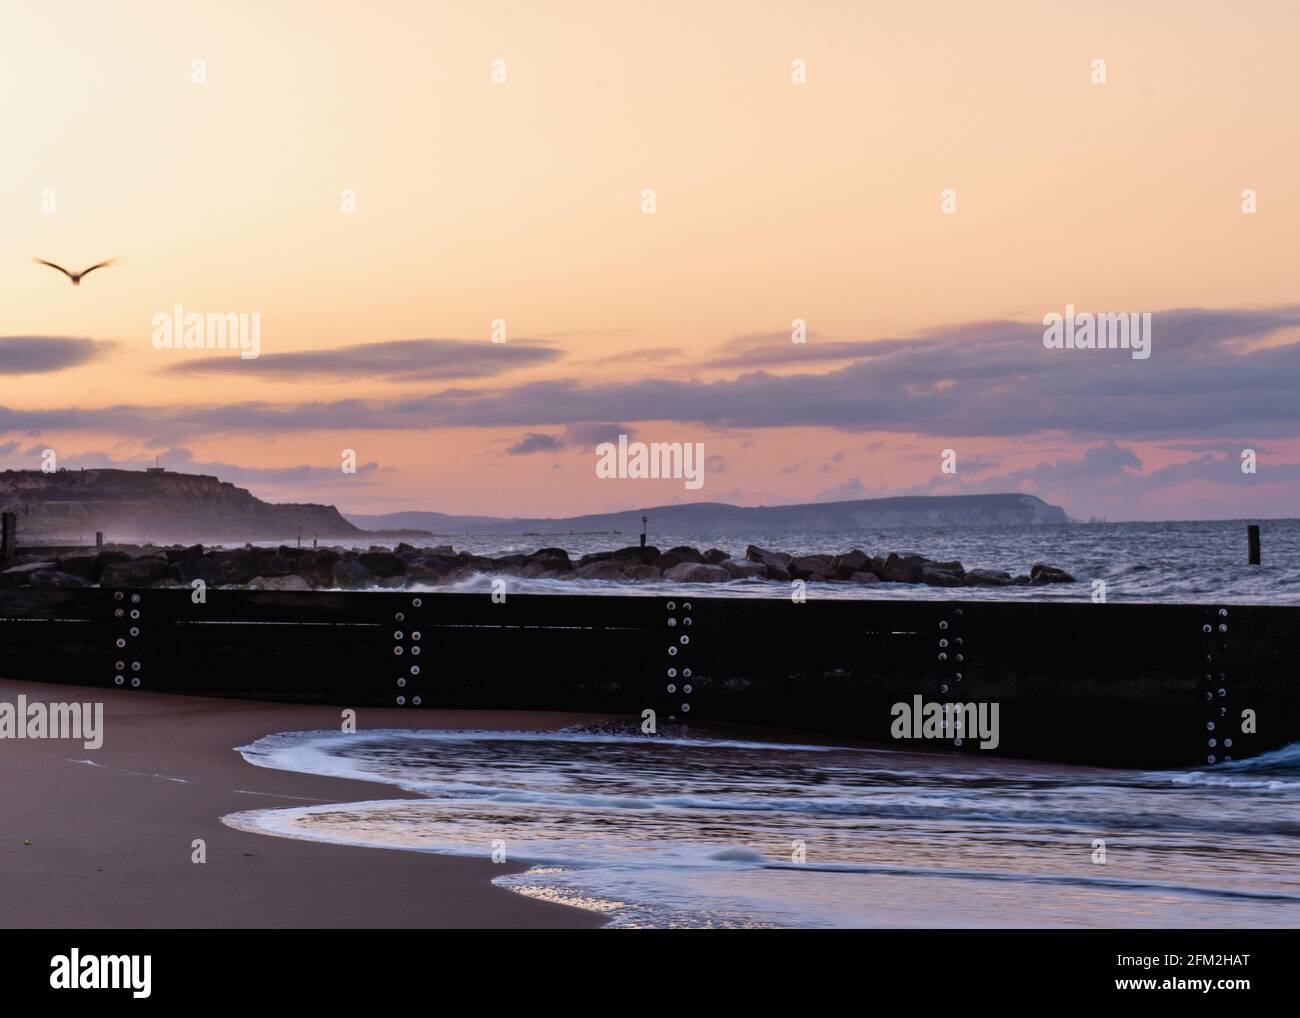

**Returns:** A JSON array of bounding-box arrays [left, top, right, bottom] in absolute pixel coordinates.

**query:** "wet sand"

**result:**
[[0, 679, 610, 928]]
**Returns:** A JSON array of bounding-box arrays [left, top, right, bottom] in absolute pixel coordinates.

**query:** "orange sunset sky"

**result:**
[[3, 0, 1298, 520]]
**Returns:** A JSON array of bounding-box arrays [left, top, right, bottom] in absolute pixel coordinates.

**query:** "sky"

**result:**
[[2, 0, 1298, 521]]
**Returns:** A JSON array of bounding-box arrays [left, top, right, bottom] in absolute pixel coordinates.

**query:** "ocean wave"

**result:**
[[760, 861, 1300, 903], [227, 726, 1300, 927], [1164, 739, 1300, 790]]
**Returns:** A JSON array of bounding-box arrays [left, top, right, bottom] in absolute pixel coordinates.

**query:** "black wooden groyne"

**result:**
[[1, 586, 1296, 770]]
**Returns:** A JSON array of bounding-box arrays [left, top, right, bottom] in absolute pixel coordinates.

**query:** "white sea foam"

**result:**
[[225, 727, 1300, 927], [1163, 739, 1300, 791]]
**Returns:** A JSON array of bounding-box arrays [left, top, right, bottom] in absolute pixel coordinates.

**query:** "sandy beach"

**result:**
[[0, 679, 609, 929]]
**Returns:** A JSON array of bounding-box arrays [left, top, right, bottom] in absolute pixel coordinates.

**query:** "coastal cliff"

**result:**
[[0, 468, 363, 543]]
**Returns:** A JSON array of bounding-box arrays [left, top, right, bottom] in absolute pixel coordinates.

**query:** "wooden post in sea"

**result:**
[[640, 515, 647, 549], [1248, 524, 1261, 565], [96, 531, 103, 549], [0, 512, 15, 561]]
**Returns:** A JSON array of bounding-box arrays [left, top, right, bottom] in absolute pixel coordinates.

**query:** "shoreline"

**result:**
[[0, 679, 610, 929]]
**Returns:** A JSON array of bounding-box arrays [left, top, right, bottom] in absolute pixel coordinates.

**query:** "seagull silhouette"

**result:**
[[32, 257, 118, 286]]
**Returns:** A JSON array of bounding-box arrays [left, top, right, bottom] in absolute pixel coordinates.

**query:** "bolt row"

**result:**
[[393, 596, 424, 706], [937, 607, 966, 746], [111, 590, 143, 689], [1202, 607, 1232, 764], [665, 600, 694, 720]]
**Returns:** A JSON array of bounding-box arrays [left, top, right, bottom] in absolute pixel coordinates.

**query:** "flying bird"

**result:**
[[31, 257, 118, 286]]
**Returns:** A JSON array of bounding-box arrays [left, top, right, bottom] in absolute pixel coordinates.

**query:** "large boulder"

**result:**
[[165, 544, 205, 564], [880, 552, 926, 583], [744, 546, 791, 581], [623, 564, 663, 581], [0, 562, 58, 587], [213, 548, 279, 584], [93, 550, 131, 580], [831, 549, 871, 578], [511, 548, 573, 577], [173, 556, 226, 585], [655, 546, 705, 570], [260, 553, 296, 577], [663, 562, 730, 583], [745, 545, 791, 566], [1030, 563, 1075, 585], [965, 569, 1013, 587], [789, 555, 836, 581], [29, 570, 88, 590], [405, 551, 459, 578], [577, 546, 660, 568], [721, 558, 767, 579], [358, 551, 406, 578], [527, 547, 572, 568], [850, 571, 882, 584], [484, 554, 528, 573], [99, 556, 171, 588], [56, 555, 97, 581], [330, 557, 372, 588], [513, 559, 560, 578], [292, 549, 342, 586], [576, 560, 632, 581], [920, 562, 965, 587], [702, 548, 730, 565]]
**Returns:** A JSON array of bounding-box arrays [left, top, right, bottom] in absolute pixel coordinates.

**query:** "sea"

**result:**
[[225, 725, 1300, 928], [256, 518, 1300, 604], [221, 519, 1300, 927]]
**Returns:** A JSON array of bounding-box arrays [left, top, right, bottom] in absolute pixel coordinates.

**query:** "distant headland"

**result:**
[[0, 468, 1068, 544], [348, 492, 1069, 536]]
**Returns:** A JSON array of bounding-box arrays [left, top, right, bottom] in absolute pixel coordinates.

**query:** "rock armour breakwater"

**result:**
[[0, 541, 1075, 590]]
